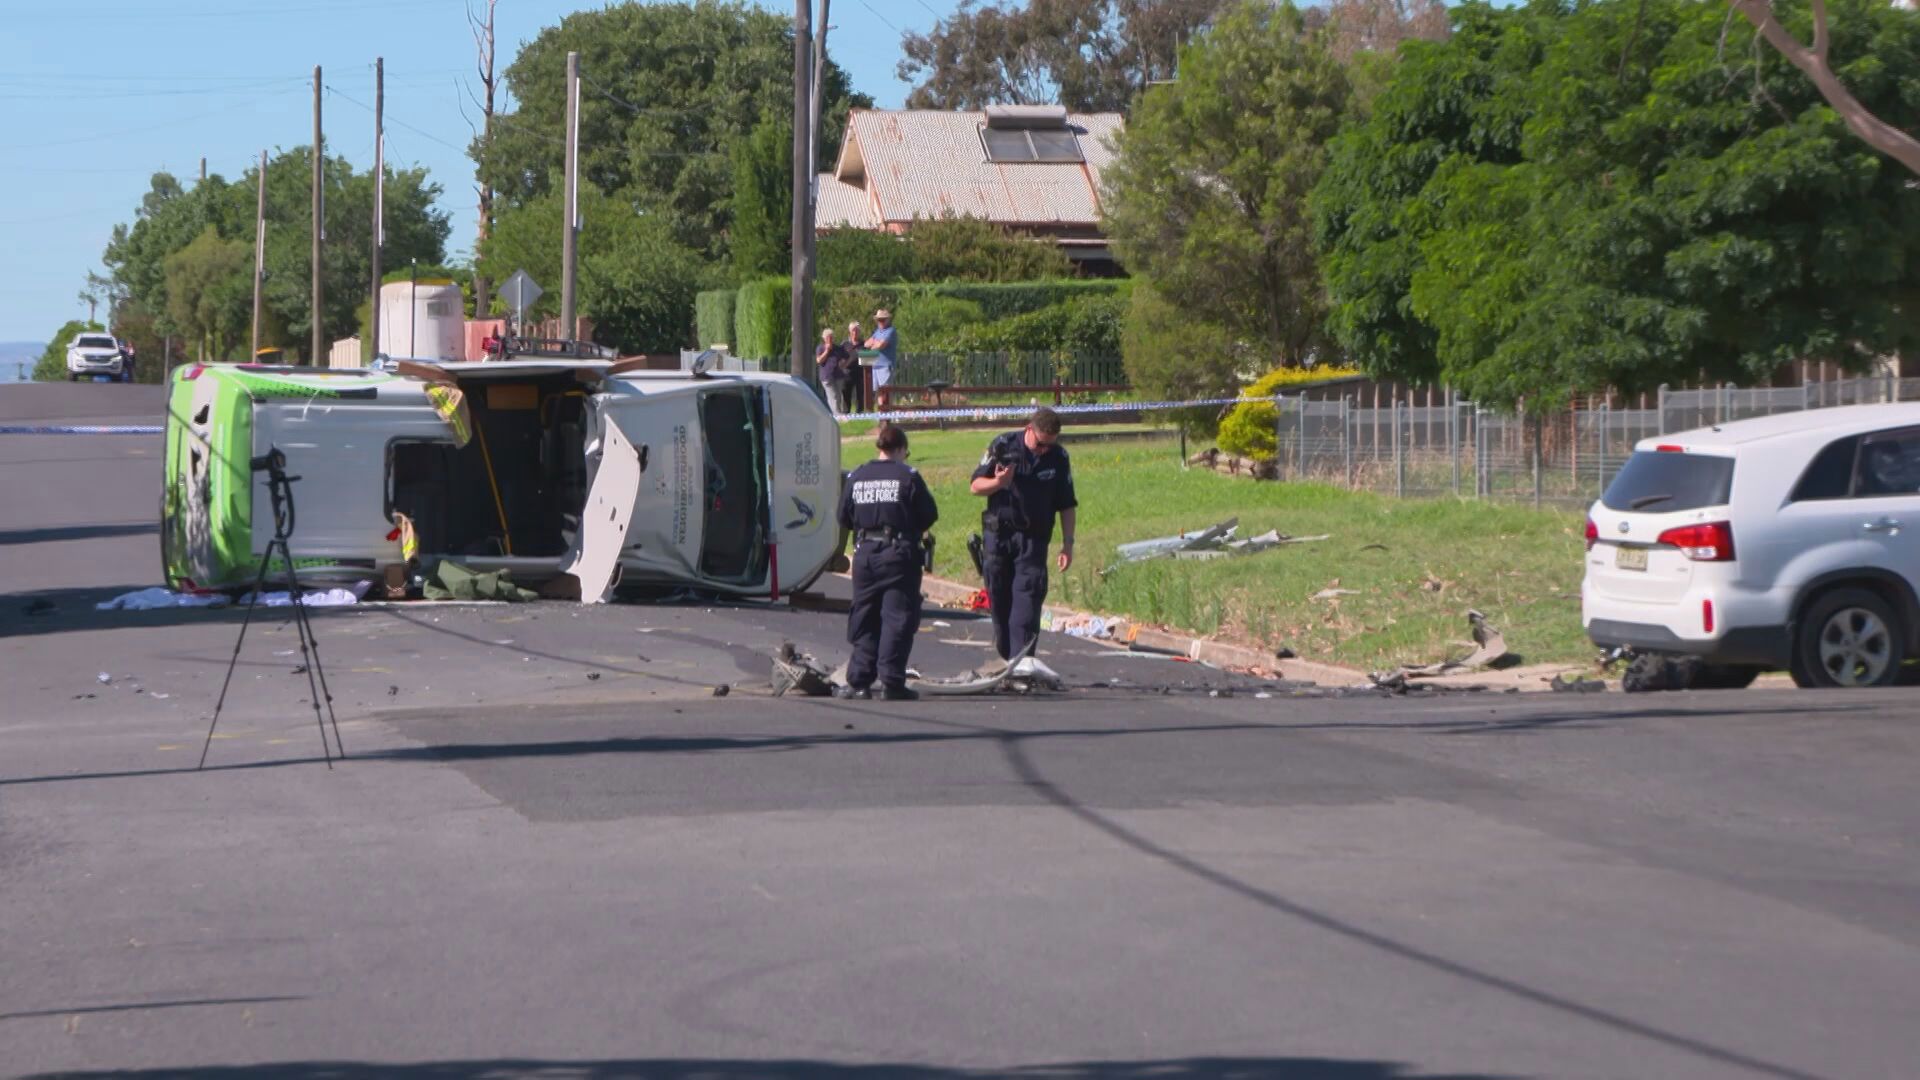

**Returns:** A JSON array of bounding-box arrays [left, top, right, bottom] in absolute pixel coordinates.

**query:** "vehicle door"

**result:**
[[1843, 426, 1920, 587], [593, 382, 709, 586], [561, 406, 643, 602]]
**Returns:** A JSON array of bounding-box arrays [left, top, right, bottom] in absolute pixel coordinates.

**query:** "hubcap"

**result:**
[[1817, 607, 1893, 686]]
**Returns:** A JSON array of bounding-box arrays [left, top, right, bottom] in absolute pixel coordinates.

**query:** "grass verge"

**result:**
[[844, 426, 1591, 671]]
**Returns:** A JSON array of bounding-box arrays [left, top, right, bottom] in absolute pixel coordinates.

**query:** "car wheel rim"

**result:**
[[1817, 608, 1892, 686]]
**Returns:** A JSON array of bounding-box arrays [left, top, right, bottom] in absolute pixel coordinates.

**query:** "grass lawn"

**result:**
[[842, 426, 1592, 671]]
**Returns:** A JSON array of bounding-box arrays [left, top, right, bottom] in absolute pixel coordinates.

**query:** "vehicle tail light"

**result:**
[[1702, 598, 1715, 634], [1584, 519, 1599, 551], [1657, 521, 1735, 561], [1655, 444, 1686, 453]]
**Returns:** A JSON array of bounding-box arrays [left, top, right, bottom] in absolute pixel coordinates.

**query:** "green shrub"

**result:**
[[906, 215, 1074, 282], [734, 276, 791, 362], [1217, 365, 1367, 459], [1121, 284, 1248, 436], [817, 230, 914, 287], [894, 296, 987, 350], [695, 289, 736, 350]]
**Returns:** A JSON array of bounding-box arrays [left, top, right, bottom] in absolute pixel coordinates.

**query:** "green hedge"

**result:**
[[734, 276, 792, 362], [695, 289, 736, 350]]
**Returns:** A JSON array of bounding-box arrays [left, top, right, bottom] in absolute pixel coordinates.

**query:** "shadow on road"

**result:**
[[21, 1057, 1507, 1080], [0, 522, 156, 547]]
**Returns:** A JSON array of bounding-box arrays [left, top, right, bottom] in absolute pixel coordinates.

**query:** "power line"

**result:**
[[852, 0, 903, 36], [327, 85, 469, 155]]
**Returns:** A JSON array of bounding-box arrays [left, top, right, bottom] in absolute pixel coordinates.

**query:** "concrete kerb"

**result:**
[[837, 572, 1594, 693]]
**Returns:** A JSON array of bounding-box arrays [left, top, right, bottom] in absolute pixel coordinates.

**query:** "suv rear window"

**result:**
[[1601, 451, 1734, 513]]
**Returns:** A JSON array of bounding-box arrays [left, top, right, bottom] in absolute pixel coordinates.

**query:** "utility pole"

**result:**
[[369, 57, 384, 364], [469, 0, 498, 323], [560, 50, 580, 341], [806, 0, 829, 312], [310, 65, 325, 367], [251, 149, 266, 361], [199, 157, 207, 183], [789, 0, 815, 384]]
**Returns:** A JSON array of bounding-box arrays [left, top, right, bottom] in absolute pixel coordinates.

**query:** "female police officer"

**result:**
[[837, 422, 939, 701]]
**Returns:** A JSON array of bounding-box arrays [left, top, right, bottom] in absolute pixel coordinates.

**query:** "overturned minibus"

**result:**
[[161, 359, 841, 601]]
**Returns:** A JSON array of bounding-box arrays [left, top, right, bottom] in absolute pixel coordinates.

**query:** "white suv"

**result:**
[[1584, 403, 1920, 688], [66, 332, 125, 381]]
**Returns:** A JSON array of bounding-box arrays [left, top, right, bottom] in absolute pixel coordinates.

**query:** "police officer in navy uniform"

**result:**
[[971, 406, 1076, 665], [838, 422, 939, 701]]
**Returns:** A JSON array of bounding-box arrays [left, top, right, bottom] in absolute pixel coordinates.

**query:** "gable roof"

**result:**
[[822, 108, 1123, 230]]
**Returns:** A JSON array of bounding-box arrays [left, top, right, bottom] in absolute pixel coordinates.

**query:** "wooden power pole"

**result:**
[[369, 57, 384, 364], [310, 66, 325, 367], [789, 0, 815, 385]]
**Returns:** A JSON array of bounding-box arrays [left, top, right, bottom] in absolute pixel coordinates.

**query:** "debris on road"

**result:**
[[1550, 673, 1607, 693], [95, 587, 230, 611], [712, 684, 731, 697], [771, 643, 835, 697], [1103, 518, 1328, 574], [240, 583, 370, 608], [96, 672, 111, 684], [423, 561, 536, 602], [1368, 610, 1509, 687]]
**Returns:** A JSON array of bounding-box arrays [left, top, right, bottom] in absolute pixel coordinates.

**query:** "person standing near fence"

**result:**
[[863, 309, 897, 397], [838, 421, 939, 701], [971, 406, 1076, 668], [845, 321, 866, 412], [816, 328, 849, 415]]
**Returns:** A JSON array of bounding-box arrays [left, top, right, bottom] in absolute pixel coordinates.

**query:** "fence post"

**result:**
[[1656, 383, 1669, 435], [1449, 387, 1460, 496], [1531, 413, 1543, 509], [1394, 400, 1406, 498], [1473, 408, 1486, 498], [1343, 396, 1354, 491], [1274, 395, 1289, 483], [1597, 402, 1609, 499]]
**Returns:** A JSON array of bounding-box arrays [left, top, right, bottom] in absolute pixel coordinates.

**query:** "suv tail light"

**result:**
[[1584, 519, 1599, 551], [1656, 521, 1735, 561]]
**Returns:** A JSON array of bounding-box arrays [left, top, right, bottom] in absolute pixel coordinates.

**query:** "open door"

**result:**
[[561, 413, 642, 603]]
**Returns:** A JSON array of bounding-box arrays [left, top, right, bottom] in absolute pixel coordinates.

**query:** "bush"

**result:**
[[894, 296, 985, 351], [906, 215, 1074, 282], [817, 230, 914, 287], [1121, 284, 1248, 434], [734, 276, 791, 362], [695, 289, 736, 350], [1217, 365, 1367, 459]]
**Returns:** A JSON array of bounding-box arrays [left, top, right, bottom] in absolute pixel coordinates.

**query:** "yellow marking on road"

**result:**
[[348, 666, 392, 674], [156, 744, 184, 751], [266, 738, 292, 745]]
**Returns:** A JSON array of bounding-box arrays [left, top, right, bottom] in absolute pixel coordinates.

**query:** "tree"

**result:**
[[1314, 0, 1920, 409], [164, 227, 252, 362], [899, 0, 1230, 112], [100, 153, 448, 362], [467, 0, 501, 317], [479, 184, 712, 354], [34, 320, 103, 382], [730, 112, 793, 282], [475, 1, 867, 262], [1119, 284, 1246, 434], [1730, 0, 1920, 177], [905, 214, 1073, 282], [1310, 0, 1449, 63], [1103, 1, 1350, 369]]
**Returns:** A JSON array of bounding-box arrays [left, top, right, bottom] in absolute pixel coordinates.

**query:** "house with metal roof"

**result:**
[[816, 105, 1124, 270]]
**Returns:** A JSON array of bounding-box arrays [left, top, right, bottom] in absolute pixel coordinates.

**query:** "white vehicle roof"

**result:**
[[1634, 402, 1920, 454]]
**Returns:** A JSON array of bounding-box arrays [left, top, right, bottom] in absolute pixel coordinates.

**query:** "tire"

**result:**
[[1790, 588, 1906, 688]]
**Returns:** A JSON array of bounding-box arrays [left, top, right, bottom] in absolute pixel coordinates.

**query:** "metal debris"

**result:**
[[1368, 610, 1509, 686], [1102, 517, 1327, 575], [771, 642, 835, 698]]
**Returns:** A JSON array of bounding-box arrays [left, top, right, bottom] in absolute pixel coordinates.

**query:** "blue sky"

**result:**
[[0, 0, 960, 343]]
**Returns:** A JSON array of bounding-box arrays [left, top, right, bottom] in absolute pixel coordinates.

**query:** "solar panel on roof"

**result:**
[[1028, 128, 1084, 163], [981, 127, 1037, 162]]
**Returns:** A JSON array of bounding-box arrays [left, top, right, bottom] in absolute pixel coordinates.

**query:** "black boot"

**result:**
[[880, 683, 920, 702], [835, 685, 872, 700]]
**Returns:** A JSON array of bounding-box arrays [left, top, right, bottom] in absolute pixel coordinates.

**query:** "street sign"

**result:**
[[499, 269, 543, 328]]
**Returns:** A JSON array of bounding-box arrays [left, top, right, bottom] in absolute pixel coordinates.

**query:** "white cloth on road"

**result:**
[[240, 581, 370, 608], [96, 587, 230, 611]]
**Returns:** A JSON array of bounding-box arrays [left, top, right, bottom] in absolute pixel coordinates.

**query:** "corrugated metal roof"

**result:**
[[816, 172, 875, 229], [832, 109, 1123, 228]]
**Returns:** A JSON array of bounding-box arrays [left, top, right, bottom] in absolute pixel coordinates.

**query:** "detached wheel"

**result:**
[[1791, 588, 1905, 688]]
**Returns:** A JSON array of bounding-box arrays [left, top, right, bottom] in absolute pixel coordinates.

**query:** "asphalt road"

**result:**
[[3, 382, 1918, 1080]]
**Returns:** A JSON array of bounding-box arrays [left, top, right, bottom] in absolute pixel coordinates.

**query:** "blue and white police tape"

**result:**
[[0, 424, 164, 435], [837, 394, 1260, 424]]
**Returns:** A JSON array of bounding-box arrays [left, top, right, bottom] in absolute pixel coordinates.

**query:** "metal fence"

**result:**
[[891, 351, 1126, 389], [1274, 375, 1920, 509]]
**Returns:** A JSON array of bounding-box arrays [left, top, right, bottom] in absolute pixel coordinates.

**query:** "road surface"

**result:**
[[2, 382, 1917, 1080]]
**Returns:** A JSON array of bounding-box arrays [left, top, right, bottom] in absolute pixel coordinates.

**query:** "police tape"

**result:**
[[837, 395, 1259, 424], [0, 424, 164, 435]]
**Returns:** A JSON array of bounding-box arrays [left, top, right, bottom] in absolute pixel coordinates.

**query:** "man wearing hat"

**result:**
[[863, 309, 898, 394]]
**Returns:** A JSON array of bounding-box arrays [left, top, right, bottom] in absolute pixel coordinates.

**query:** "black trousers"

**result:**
[[846, 540, 923, 688], [983, 528, 1049, 662]]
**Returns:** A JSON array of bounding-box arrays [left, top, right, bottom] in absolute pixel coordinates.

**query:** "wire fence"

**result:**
[[1274, 375, 1920, 510]]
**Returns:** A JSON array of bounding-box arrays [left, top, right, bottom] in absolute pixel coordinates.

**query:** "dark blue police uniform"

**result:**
[[972, 431, 1076, 662], [837, 458, 939, 692]]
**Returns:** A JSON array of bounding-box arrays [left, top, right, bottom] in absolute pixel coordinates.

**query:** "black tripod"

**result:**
[[199, 448, 346, 770]]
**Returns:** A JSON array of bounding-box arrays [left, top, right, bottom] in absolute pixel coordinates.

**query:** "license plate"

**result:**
[[1615, 546, 1648, 571]]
